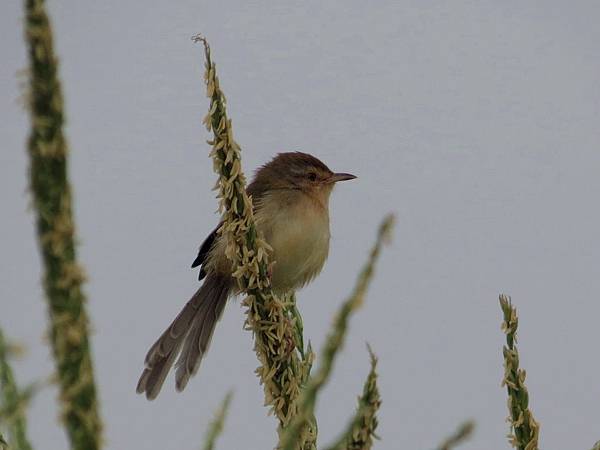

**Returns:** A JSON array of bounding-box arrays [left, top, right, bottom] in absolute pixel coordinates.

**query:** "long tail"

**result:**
[[136, 274, 231, 400]]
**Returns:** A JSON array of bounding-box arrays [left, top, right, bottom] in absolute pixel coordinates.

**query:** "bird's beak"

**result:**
[[329, 172, 357, 183]]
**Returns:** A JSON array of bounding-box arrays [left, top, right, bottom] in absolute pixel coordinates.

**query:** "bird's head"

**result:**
[[251, 152, 356, 199]]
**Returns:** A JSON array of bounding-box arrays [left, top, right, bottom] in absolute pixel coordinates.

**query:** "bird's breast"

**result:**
[[256, 192, 331, 292]]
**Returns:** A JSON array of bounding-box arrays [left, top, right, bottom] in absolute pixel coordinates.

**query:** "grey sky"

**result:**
[[2, 1, 600, 449]]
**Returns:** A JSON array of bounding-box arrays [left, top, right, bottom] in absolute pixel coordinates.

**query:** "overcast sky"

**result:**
[[2, 1, 600, 449]]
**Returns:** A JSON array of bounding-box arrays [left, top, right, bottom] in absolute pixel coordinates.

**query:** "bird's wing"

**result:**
[[192, 183, 266, 281], [191, 222, 221, 280]]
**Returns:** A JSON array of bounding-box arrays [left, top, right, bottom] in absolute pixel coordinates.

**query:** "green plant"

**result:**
[[23, 0, 102, 449], [201, 392, 233, 450], [500, 294, 539, 450], [436, 421, 475, 450], [0, 331, 33, 450]]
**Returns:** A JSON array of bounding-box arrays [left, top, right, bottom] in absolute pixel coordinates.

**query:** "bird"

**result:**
[[136, 152, 356, 400]]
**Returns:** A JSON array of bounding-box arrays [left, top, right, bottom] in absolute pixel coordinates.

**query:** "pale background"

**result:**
[[2, 1, 600, 449]]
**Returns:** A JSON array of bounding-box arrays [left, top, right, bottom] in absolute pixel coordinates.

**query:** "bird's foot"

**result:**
[[284, 333, 296, 355], [282, 318, 297, 356]]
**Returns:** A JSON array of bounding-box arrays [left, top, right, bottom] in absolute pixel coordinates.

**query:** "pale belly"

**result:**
[[257, 197, 331, 292]]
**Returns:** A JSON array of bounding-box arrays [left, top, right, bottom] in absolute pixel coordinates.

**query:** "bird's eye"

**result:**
[[307, 172, 317, 181]]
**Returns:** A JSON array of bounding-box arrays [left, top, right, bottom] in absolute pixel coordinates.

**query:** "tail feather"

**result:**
[[136, 339, 183, 400], [137, 274, 231, 400], [175, 277, 229, 391]]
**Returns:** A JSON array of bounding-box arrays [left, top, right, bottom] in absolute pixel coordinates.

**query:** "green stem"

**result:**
[[436, 421, 474, 450], [279, 216, 394, 450], [321, 346, 382, 450], [23, 1, 103, 448], [500, 294, 539, 450], [195, 34, 307, 429], [201, 392, 233, 450], [0, 330, 33, 450]]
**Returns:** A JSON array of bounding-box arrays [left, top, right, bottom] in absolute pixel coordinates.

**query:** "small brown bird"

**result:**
[[136, 152, 356, 399]]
